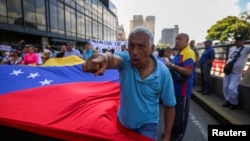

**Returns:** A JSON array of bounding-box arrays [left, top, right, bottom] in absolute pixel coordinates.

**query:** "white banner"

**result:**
[[0, 45, 11, 51], [89, 39, 127, 53]]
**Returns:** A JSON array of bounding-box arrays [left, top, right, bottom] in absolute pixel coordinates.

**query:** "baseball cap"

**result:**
[[234, 34, 244, 40], [11, 49, 19, 53], [203, 39, 213, 43]]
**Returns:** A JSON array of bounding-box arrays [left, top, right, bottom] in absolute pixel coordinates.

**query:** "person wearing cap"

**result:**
[[8, 49, 22, 65], [197, 39, 215, 95], [222, 34, 250, 110]]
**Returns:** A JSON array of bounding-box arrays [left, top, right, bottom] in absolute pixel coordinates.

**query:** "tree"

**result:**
[[206, 15, 250, 43]]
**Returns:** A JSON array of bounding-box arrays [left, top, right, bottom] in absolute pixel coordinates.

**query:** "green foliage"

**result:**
[[206, 14, 250, 43]]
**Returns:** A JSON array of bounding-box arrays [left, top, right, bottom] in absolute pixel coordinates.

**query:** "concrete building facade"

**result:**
[[161, 25, 179, 46]]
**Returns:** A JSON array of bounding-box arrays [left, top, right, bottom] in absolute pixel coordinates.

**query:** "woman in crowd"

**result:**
[[22, 44, 38, 65], [8, 49, 22, 65]]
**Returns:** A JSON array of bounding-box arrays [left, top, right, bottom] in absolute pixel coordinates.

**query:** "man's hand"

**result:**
[[83, 54, 107, 76]]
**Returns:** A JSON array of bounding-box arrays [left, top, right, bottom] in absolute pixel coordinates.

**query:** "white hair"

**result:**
[[129, 26, 154, 46]]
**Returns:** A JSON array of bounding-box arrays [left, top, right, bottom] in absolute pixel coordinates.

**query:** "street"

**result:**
[[183, 99, 219, 141], [159, 99, 219, 141]]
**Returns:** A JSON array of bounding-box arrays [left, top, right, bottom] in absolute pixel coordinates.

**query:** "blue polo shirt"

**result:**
[[172, 46, 195, 98], [83, 49, 95, 60], [115, 52, 176, 129], [199, 46, 215, 68]]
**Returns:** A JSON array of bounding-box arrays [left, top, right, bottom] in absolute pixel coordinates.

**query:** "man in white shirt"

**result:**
[[222, 34, 250, 110]]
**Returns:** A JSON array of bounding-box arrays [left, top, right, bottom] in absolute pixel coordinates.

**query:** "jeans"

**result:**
[[132, 123, 158, 140]]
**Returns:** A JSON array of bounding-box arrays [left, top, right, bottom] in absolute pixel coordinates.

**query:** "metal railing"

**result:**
[[198, 40, 250, 78]]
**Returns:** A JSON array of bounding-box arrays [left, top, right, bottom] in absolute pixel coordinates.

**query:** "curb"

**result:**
[[191, 91, 242, 125]]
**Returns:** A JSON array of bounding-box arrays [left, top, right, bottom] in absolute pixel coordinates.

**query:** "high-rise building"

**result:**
[[117, 25, 126, 41], [145, 16, 155, 37], [130, 15, 155, 39], [0, 0, 118, 50], [161, 25, 179, 46]]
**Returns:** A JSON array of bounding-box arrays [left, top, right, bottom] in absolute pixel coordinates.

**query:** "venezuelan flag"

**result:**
[[0, 56, 152, 141]]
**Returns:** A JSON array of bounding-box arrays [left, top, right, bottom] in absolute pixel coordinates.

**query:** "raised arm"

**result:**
[[82, 52, 122, 76]]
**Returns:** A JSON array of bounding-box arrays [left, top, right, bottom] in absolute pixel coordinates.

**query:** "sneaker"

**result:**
[[230, 104, 238, 110], [202, 90, 210, 95], [222, 101, 231, 107], [197, 89, 204, 93]]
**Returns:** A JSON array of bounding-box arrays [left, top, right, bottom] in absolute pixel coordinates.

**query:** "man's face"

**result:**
[[204, 42, 211, 48], [175, 34, 188, 50], [61, 45, 66, 52], [121, 45, 126, 51], [128, 32, 153, 68], [235, 39, 244, 47], [189, 40, 195, 47], [66, 43, 73, 51], [84, 43, 91, 50]]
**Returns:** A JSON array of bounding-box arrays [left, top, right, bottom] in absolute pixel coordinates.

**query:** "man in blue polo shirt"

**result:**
[[82, 26, 176, 141], [197, 39, 215, 95]]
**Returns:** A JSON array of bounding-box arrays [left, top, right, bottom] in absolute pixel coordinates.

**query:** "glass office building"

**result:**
[[0, 0, 118, 49]]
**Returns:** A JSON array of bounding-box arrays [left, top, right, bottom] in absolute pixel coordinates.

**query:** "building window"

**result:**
[[65, 5, 76, 37], [58, 6, 65, 34], [77, 12, 85, 39], [6, 0, 22, 25], [35, 0, 46, 30], [85, 16, 92, 39], [92, 20, 97, 39], [23, 0, 46, 30], [50, 0, 65, 34], [98, 23, 102, 39], [0, 0, 8, 23], [50, 4, 58, 33]]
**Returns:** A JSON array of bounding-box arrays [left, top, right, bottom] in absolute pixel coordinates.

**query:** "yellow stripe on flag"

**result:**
[[43, 55, 85, 66]]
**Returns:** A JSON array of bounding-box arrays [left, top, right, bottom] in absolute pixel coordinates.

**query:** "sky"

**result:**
[[112, 0, 250, 44]]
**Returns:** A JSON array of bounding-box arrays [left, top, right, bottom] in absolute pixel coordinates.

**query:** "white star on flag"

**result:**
[[39, 79, 54, 86], [27, 73, 40, 79], [10, 69, 24, 76]]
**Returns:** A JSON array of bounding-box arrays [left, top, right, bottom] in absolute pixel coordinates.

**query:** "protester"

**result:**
[[171, 47, 179, 60], [222, 34, 250, 110], [197, 39, 215, 95], [56, 45, 66, 58], [82, 26, 176, 141], [83, 42, 97, 60], [22, 44, 39, 65], [163, 47, 172, 63], [64, 42, 82, 58], [1, 51, 10, 64], [120, 44, 127, 52], [189, 40, 199, 86], [8, 49, 22, 65], [166, 33, 195, 141], [189, 40, 199, 67]]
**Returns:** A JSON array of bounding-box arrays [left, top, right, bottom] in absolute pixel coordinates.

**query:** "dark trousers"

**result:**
[[171, 95, 190, 141], [200, 66, 211, 92]]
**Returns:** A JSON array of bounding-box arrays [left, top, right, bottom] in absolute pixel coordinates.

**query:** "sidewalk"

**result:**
[[192, 87, 250, 125]]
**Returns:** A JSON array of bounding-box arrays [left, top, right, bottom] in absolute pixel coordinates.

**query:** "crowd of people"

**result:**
[[0, 41, 100, 65]]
